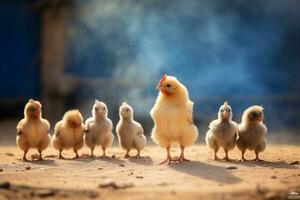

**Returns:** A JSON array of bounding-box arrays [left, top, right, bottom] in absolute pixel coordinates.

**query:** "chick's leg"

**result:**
[[159, 146, 177, 165], [253, 151, 263, 162], [90, 146, 95, 158], [73, 148, 79, 159], [135, 150, 141, 158], [223, 149, 231, 161], [124, 149, 130, 158], [178, 146, 190, 162], [101, 147, 107, 158], [59, 149, 65, 159], [38, 150, 44, 161], [22, 150, 28, 161], [239, 150, 247, 161], [213, 148, 220, 160]]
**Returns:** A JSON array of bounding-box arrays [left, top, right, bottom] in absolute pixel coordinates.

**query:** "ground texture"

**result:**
[[0, 144, 299, 200]]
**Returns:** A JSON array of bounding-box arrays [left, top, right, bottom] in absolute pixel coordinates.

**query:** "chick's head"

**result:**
[[63, 110, 83, 128], [243, 105, 264, 124], [25, 99, 42, 119], [156, 74, 180, 96], [119, 102, 133, 119], [93, 100, 107, 118], [218, 101, 232, 120]]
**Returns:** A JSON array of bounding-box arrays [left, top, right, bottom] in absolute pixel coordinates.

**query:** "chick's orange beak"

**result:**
[[156, 74, 167, 90]]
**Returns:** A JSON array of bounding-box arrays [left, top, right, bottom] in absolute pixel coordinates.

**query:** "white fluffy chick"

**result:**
[[205, 101, 238, 161], [16, 99, 51, 161], [237, 105, 267, 161], [85, 100, 114, 158], [150, 74, 198, 164], [52, 110, 85, 159], [116, 102, 146, 158]]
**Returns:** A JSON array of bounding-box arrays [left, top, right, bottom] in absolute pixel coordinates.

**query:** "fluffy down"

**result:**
[[237, 105, 267, 161], [52, 109, 85, 159], [116, 102, 146, 158], [150, 75, 198, 164], [205, 101, 238, 160], [85, 100, 114, 157], [16, 99, 50, 161]]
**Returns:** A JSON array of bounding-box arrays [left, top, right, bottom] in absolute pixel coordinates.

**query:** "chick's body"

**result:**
[[85, 100, 114, 157], [116, 102, 146, 158], [150, 75, 198, 164], [237, 105, 267, 161], [52, 110, 85, 159], [205, 102, 238, 160], [16, 99, 50, 161]]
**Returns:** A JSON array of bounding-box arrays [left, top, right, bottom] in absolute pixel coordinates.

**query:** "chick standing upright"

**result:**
[[205, 101, 238, 160], [150, 75, 198, 164], [85, 100, 114, 157], [52, 110, 85, 159], [16, 99, 51, 161], [116, 102, 146, 158], [237, 105, 267, 161]]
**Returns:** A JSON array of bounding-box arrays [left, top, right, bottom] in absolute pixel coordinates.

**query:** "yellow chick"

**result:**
[[150, 74, 198, 164], [52, 110, 85, 159], [85, 100, 114, 158], [205, 101, 238, 160], [16, 99, 50, 161], [116, 102, 146, 158], [237, 105, 267, 161]]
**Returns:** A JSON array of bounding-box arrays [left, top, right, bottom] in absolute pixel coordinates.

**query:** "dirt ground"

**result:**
[[0, 119, 299, 200], [0, 144, 299, 200]]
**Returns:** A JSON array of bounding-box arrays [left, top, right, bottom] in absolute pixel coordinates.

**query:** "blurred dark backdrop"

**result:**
[[0, 0, 300, 136]]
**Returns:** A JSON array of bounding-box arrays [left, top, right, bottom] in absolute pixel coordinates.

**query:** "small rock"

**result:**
[[112, 155, 116, 159], [5, 153, 14, 157], [136, 176, 144, 179], [0, 182, 11, 189], [157, 182, 168, 186], [35, 189, 56, 197], [99, 180, 134, 189], [225, 166, 238, 170], [270, 175, 277, 179], [119, 163, 125, 167], [0, 168, 3, 172], [289, 161, 299, 165], [25, 166, 31, 170], [97, 168, 103, 170]]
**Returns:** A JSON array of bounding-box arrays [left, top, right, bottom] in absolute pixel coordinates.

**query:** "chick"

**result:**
[[52, 110, 85, 159], [205, 101, 238, 161], [85, 100, 114, 158], [150, 74, 198, 164], [116, 102, 146, 158], [16, 99, 51, 161], [237, 105, 267, 161]]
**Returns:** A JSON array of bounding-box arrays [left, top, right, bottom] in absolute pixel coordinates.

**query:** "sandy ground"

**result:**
[[0, 144, 299, 200], [0, 119, 299, 199]]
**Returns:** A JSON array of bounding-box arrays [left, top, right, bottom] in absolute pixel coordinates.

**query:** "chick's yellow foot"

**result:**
[[159, 156, 178, 165]]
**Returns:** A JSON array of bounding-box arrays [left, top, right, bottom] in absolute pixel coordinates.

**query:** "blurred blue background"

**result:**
[[0, 0, 300, 137]]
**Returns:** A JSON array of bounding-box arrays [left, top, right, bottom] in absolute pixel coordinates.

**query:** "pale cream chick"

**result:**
[[205, 101, 238, 161], [150, 74, 198, 164], [52, 110, 85, 159], [116, 102, 146, 158], [85, 100, 114, 158], [16, 99, 51, 161], [237, 105, 267, 161]]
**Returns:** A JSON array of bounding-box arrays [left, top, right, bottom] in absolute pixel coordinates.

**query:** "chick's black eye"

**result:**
[[166, 84, 171, 88], [228, 109, 231, 112], [103, 107, 106, 110], [126, 109, 129, 112]]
